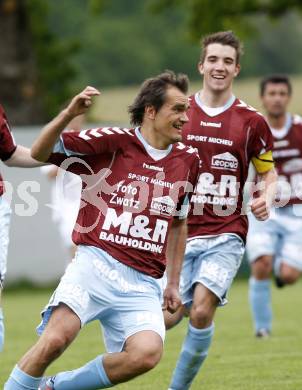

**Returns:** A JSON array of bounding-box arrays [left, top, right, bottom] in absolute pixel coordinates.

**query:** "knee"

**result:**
[[128, 346, 162, 374], [191, 304, 211, 328], [252, 256, 273, 279], [280, 266, 300, 284], [39, 333, 70, 362]]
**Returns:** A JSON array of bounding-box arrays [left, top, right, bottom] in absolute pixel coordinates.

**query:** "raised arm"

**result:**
[[31, 86, 100, 162]]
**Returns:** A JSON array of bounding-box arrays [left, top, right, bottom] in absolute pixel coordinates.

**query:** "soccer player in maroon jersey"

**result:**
[[0, 105, 42, 353], [166, 31, 277, 390], [5, 71, 200, 390], [247, 75, 302, 338]]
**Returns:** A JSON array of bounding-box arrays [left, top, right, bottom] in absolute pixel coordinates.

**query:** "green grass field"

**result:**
[[89, 75, 302, 125], [1, 279, 302, 389]]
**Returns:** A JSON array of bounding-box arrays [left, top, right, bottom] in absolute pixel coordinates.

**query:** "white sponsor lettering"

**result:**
[[273, 149, 300, 158], [200, 120, 222, 128], [143, 162, 164, 172], [150, 196, 175, 216], [211, 152, 238, 171], [101, 208, 168, 244], [187, 134, 208, 142], [93, 258, 148, 292]]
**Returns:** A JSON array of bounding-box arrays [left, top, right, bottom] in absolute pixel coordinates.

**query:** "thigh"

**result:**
[[180, 238, 206, 306], [279, 227, 302, 272], [100, 266, 165, 353], [0, 198, 12, 284], [37, 246, 114, 335], [246, 213, 279, 263], [192, 234, 245, 305]]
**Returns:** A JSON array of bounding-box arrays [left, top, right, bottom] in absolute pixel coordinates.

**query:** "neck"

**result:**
[[199, 86, 233, 108], [267, 113, 287, 129], [139, 125, 170, 150]]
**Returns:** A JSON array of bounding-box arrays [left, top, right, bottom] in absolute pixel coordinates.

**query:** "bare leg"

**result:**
[[103, 330, 163, 384], [18, 304, 81, 377]]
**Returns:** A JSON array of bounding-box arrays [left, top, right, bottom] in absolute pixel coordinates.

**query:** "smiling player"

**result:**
[[165, 31, 277, 390], [5, 71, 200, 390]]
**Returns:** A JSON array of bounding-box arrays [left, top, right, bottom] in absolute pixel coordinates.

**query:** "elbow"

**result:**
[[31, 144, 46, 162]]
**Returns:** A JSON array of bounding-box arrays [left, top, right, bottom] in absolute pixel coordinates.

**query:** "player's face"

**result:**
[[198, 43, 240, 93], [153, 86, 189, 146], [262, 83, 290, 118]]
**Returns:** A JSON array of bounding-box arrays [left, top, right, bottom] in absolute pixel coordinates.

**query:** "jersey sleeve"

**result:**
[[247, 115, 274, 173], [53, 126, 134, 157], [0, 105, 17, 161]]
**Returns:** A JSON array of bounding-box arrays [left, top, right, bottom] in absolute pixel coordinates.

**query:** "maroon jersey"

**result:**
[[0, 105, 17, 195], [183, 93, 273, 241], [49, 127, 200, 278], [272, 114, 302, 205]]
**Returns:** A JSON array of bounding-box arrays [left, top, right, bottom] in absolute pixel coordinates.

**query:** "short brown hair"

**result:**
[[128, 70, 189, 126], [200, 31, 243, 64], [260, 75, 292, 96]]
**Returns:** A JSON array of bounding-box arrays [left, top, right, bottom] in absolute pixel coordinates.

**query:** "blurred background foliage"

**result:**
[[1, 0, 302, 123]]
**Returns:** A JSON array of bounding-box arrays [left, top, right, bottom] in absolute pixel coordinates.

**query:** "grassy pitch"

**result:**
[[1, 279, 302, 389]]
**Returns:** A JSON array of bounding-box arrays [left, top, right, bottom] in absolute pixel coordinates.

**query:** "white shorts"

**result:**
[[0, 197, 12, 285], [37, 245, 165, 352], [246, 206, 302, 272], [180, 234, 244, 306]]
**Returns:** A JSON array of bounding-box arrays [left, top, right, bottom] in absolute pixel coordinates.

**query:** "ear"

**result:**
[[145, 105, 156, 120], [234, 63, 241, 78], [197, 61, 204, 76]]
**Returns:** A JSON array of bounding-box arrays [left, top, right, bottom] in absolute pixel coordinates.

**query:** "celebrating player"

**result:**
[[165, 31, 277, 390], [5, 71, 200, 390], [247, 75, 302, 337], [0, 105, 42, 352]]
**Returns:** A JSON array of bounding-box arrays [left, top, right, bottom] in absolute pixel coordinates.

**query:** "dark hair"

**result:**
[[128, 70, 189, 126], [260, 75, 292, 96], [200, 30, 243, 64]]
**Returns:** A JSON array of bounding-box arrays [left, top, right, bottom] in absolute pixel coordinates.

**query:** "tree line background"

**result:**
[[1, 0, 302, 124]]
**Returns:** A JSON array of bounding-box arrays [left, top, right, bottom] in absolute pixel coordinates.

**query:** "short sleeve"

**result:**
[[247, 115, 274, 160], [0, 105, 16, 161], [55, 127, 134, 156]]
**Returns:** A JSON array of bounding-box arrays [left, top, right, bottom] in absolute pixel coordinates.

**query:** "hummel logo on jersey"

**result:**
[[211, 152, 238, 171], [150, 196, 175, 216], [274, 140, 289, 149], [200, 121, 222, 128], [143, 163, 164, 172]]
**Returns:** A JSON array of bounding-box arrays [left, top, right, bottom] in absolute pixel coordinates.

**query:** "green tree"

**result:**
[[151, 0, 302, 39]]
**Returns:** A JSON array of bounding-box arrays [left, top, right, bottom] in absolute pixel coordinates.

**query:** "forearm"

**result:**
[[31, 109, 73, 162], [166, 219, 187, 287], [4, 145, 44, 167], [257, 167, 277, 205]]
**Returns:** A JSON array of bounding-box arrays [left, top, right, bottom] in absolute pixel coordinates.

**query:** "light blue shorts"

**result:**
[[37, 245, 165, 352], [180, 234, 244, 306], [246, 206, 302, 273], [0, 196, 12, 285]]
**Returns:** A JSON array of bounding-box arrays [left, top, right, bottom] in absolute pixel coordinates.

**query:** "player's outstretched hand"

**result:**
[[162, 285, 182, 314], [66, 86, 100, 117], [251, 196, 270, 221]]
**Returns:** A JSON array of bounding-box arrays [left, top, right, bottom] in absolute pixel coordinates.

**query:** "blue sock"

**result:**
[[249, 277, 272, 332], [54, 354, 113, 389], [169, 322, 214, 390], [0, 307, 4, 351], [4, 365, 42, 389]]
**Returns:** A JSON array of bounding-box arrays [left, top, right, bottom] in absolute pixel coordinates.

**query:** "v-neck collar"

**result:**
[[194, 92, 236, 117], [135, 127, 173, 162]]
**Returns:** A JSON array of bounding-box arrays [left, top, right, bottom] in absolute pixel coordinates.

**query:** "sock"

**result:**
[[169, 322, 214, 390], [249, 277, 272, 333], [54, 354, 113, 389], [4, 365, 42, 389], [0, 307, 4, 351]]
